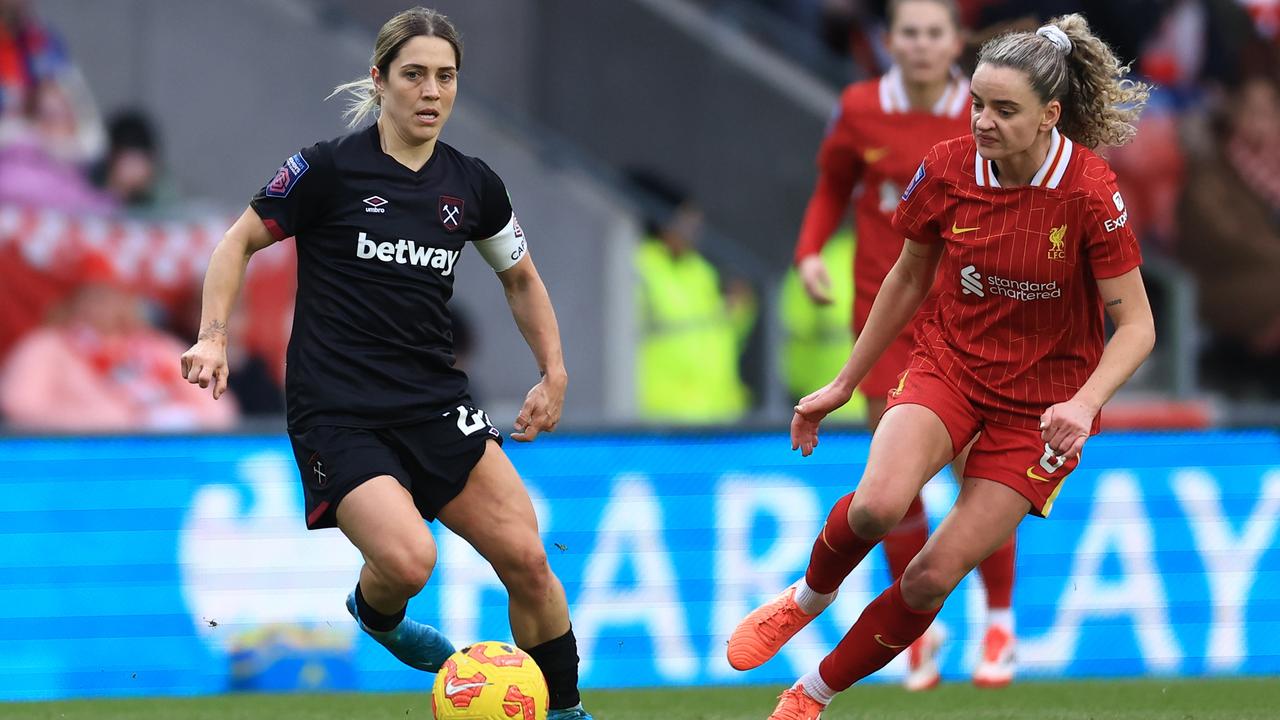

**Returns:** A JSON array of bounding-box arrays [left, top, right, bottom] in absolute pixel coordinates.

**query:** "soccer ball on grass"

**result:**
[[431, 641, 548, 720]]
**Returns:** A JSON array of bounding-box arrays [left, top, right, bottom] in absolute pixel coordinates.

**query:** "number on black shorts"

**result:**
[[456, 405, 491, 436]]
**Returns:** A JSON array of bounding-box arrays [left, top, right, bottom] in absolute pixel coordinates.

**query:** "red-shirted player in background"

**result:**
[[731, 13, 1155, 719], [781, 0, 1020, 690]]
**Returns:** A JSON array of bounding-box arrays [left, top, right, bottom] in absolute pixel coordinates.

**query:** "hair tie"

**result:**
[[1036, 25, 1073, 55]]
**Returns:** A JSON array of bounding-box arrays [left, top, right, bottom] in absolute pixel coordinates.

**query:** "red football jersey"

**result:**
[[794, 66, 971, 327], [891, 130, 1143, 429]]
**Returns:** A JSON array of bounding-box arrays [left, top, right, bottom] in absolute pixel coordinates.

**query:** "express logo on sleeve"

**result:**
[[1103, 190, 1129, 233], [265, 153, 309, 198]]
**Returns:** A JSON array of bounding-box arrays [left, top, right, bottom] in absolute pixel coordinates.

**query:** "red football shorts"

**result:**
[[884, 364, 1080, 518]]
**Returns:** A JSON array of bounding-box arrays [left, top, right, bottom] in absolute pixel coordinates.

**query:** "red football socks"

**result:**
[[818, 579, 940, 691], [882, 495, 929, 580], [978, 532, 1016, 610], [804, 492, 878, 594]]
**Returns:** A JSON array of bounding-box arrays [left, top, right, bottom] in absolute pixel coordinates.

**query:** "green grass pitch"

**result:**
[[3, 678, 1277, 720]]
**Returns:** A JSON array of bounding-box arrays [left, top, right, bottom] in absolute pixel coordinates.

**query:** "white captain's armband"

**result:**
[[474, 213, 527, 272]]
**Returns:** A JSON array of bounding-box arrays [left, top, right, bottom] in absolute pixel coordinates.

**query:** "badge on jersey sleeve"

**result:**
[[265, 152, 309, 198], [439, 196, 465, 232], [901, 162, 926, 202]]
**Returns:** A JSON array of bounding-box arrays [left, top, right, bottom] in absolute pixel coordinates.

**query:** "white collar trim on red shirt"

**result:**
[[879, 66, 969, 117], [974, 127, 1074, 189]]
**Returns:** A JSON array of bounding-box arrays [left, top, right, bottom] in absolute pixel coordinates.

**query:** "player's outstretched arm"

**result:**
[[496, 252, 567, 442], [1040, 267, 1155, 459], [180, 208, 279, 400], [791, 238, 942, 456], [793, 112, 863, 305]]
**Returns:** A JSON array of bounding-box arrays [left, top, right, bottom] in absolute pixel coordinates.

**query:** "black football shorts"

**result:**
[[288, 404, 503, 529]]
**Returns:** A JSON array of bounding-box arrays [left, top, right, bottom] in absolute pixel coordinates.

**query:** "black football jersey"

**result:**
[[251, 124, 515, 430]]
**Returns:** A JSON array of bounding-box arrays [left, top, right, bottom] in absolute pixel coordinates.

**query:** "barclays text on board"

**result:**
[[0, 431, 1277, 700]]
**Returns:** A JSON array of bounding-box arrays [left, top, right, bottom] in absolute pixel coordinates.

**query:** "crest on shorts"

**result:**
[[889, 370, 909, 398], [439, 196, 465, 232], [308, 452, 327, 487]]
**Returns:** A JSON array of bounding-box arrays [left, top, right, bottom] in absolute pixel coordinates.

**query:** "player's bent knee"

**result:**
[[497, 544, 553, 598], [370, 542, 437, 598], [900, 557, 960, 610], [847, 492, 904, 540], [380, 560, 432, 599]]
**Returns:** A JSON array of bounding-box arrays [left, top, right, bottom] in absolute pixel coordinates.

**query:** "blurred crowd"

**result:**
[[647, 0, 1280, 423], [0, 0, 288, 432], [2, 0, 1278, 432]]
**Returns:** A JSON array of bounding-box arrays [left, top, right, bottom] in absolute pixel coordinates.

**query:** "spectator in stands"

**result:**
[[1240, 0, 1280, 41], [0, 93, 116, 212], [630, 171, 757, 423], [0, 0, 104, 160], [91, 109, 182, 218], [1177, 74, 1280, 399], [1, 0, 61, 121], [0, 252, 238, 431], [0, 0, 113, 214]]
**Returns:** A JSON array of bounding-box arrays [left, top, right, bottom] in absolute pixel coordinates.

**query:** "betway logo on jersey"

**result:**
[[356, 232, 459, 275], [960, 265, 1061, 301]]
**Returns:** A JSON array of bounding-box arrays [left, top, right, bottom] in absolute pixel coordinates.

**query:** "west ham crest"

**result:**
[[439, 196, 465, 232]]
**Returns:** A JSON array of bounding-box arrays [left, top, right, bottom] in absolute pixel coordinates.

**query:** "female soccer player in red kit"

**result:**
[[779, 0, 1018, 690], [730, 14, 1155, 718]]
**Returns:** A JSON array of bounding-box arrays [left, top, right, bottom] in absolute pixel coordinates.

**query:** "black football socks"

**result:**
[[354, 583, 406, 633], [526, 626, 582, 710]]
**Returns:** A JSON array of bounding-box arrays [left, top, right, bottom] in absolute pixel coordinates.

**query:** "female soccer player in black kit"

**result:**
[[180, 8, 592, 719]]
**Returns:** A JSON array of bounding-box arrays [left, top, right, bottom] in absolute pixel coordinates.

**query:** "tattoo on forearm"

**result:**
[[198, 320, 228, 341], [1106, 299, 1123, 307]]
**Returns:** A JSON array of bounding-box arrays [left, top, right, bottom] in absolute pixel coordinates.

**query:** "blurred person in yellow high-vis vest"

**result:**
[[778, 229, 866, 423], [632, 172, 755, 423]]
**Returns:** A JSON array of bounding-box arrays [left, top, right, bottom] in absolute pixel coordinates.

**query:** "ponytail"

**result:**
[[977, 13, 1149, 148]]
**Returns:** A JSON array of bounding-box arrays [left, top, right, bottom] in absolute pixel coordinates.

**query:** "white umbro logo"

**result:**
[[363, 196, 388, 214]]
